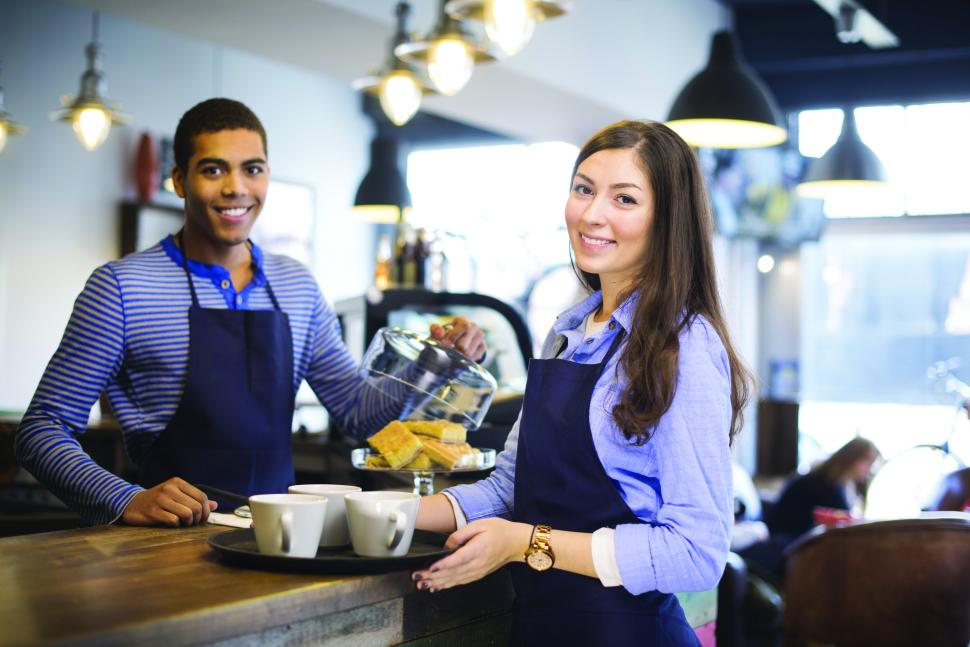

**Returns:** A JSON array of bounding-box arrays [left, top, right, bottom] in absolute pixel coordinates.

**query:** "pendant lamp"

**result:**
[[0, 65, 26, 154], [353, 130, 412, 225], [445, 0, 571, 57], [667, 31, 787, 149], [51, 12, 129, 151], [796, 108, 887, 200], [353, 2, 436, 127], [395, 0, 497, 96]]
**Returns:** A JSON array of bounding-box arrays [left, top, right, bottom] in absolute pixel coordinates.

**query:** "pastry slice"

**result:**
[[403, 451, 433, 470], [365, 454, 390, 468], [420, 437, 476, 470], [367, 420, 423, 469], [403, 420, 467, 444]]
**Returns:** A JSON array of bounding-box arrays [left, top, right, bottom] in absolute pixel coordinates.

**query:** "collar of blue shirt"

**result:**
[[160, 234, 268, 288]]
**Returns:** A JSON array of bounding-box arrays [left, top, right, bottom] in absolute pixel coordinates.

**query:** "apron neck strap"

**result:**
[[177, 230, 200, 308], [176, 230, 283, 313], [602, 327, 626, 366], [263, 278, 283, 312]]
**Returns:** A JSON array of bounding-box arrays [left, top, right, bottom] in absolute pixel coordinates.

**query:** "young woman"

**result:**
[[767, 436, 881, 538], [413, 120, 751, 645]]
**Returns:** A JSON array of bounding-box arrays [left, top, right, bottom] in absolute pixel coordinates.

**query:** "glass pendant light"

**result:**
[[353, 2, 436, 127], [427, 37, 475, 95], [796, 107, 888, 200], [395, 0, 497, 96], [51, 12, 128, 151], [0, 65, 26, 155], [666, 31, 787, 149], [378, 70, 423, 126], [445, 0, 571, 57]]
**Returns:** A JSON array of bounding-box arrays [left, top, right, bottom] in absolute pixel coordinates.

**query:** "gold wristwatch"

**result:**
[[524, 524, 555, 572]]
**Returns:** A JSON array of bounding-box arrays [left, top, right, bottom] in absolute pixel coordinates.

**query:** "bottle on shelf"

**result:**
[[392, 223, 409, 286], [401, 226, 418, 287], [414, 228, 430, 288], [374, 233, 392, 290]]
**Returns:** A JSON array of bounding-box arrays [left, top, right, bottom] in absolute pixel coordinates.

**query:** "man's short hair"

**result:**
[[173, 98, 268, 171]]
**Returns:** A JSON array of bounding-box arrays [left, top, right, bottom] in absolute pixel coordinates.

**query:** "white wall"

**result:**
[[0, 0, 374, 410], [714, 236, 761, 474], [758, 248, 802, 398]]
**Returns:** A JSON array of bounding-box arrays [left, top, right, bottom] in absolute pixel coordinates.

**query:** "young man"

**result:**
[[15, 98, 486, 528]]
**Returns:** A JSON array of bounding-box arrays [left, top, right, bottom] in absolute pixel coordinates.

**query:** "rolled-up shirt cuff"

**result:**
[[591, 527, 623, 587], [442, 491, 467, 529]]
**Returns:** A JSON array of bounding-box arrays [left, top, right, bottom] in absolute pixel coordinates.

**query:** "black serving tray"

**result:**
[[208, 528, 452, 574]]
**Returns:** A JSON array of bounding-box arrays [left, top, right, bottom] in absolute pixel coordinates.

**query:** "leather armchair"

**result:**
[[783, 514, 970, 647]]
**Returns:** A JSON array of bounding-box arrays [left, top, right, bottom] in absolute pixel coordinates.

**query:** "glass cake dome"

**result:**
[[360, 326, 498, 429]]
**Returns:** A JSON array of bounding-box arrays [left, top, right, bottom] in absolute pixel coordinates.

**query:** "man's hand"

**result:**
[[121, 477, 217, 527], [429, 316, 487, 363]]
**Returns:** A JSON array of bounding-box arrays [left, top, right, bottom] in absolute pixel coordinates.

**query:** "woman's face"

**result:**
[[565, 147, 654, 292]]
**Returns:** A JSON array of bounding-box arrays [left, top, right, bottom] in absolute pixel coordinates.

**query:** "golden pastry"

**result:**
[[403, 452, 433, 470], [403, 419, 467, 443], [367, 420, 423, 469], [420, 437, 476, 470], [365, 454, 390, 468]]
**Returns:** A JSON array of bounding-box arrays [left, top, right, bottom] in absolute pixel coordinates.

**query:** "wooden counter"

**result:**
[[0, 524, 514, 647], [0, 523, 717, 646]]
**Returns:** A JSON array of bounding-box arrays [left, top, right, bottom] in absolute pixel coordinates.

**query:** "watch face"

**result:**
[[526, 550, 553, 572]]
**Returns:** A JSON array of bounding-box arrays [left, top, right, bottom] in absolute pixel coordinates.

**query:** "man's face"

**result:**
[[172, 129, 268, 250]]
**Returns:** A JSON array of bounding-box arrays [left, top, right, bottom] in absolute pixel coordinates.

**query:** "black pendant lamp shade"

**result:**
[[667, 31, 787, 149], [353, 135, 412, 224], [797, 109, 888, 199]]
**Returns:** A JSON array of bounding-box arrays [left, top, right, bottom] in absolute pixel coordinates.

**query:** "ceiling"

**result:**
[[60, 0, 730, 144], [724, 0, 970, 110], [59, 0, 970, 143]]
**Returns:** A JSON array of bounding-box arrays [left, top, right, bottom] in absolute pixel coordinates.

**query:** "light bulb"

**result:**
[[428, 36, 474, 96], [757, 254, 775, 274], [72, 107, 111, 151], [484, 0, 536, 56], [379, 71, 422, 126], [0, 123, 7, 154]]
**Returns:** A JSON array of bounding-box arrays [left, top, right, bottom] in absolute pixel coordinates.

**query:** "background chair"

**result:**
[[926, 467, 970, 512], [783, 514, 970, 647]]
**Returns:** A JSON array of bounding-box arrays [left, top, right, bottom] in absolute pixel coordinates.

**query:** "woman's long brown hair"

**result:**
[[571, 120, 752, 445], [813, 437, 880, 486]]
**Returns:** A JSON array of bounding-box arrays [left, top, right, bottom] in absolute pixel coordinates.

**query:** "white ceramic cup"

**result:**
[[288, 484, 362, 548], [249, 493, 328, 558], [345, 491, 420, 558]]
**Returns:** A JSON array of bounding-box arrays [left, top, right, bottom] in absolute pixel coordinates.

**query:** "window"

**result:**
[[795, 103, 970, 514], [406, 142, 581, 344], [798, 102, 970, 218]]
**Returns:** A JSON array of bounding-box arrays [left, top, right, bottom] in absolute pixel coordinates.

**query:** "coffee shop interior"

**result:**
[[1, 0, 969, 645]]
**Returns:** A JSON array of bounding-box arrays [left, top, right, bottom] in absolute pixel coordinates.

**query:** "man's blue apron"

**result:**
[[138, 233, 295, 507]]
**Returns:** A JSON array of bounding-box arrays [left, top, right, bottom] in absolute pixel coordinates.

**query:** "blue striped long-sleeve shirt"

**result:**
[[446, 291, 733, 595], [15, 236, 382, 525]]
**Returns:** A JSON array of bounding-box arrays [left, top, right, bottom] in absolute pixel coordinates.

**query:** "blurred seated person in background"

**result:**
[[739, 437, 880, 582], [767, 436, 881, 538]]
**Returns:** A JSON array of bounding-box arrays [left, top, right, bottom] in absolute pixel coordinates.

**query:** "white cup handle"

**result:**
[[386, 510, 407, 549], [280, 511, 293, 554]]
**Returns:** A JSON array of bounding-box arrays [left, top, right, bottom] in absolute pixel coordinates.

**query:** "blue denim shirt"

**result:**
[[446, 291, 733, 595]]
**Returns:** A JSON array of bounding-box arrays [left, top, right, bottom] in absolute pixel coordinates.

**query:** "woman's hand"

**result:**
[[412, 518, 532, 592], [429, 316, 487, 363]]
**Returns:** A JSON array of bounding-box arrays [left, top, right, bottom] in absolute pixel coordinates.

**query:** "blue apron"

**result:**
[[138, 234, 296, 508], [510, 330, 699, 646]]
